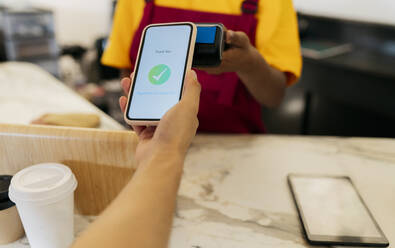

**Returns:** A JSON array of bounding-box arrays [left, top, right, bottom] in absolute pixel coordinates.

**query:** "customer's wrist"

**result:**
[[138, 145, 185, 170]]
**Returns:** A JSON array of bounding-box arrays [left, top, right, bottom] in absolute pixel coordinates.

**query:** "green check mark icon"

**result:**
[[148, 64, 171, 85]]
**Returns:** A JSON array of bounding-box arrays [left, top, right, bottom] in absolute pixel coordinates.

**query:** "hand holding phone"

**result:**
[[119, 70, 201, 163], [124, 22, 197, 126]]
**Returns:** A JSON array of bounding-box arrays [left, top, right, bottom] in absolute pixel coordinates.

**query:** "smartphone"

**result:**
[[288, 174, 389, 247], [192, 23, 225, 67], [124, 22, 197, 126]]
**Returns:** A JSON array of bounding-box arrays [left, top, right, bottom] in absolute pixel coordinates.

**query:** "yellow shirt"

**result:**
[[102, 0, 302, 85]]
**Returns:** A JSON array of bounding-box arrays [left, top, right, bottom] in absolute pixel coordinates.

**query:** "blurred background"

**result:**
[[1, 0, 394, 137]]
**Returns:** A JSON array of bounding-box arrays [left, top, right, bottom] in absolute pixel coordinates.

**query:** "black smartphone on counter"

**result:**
[[288, 174, 389, 247]]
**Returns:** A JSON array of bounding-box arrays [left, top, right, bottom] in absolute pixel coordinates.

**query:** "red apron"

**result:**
[[129, 0, 265, 133]]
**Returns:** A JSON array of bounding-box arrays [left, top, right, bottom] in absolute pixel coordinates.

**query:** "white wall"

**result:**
[[29, 0, 113, 46], [5, 0, 395, 46], [40, 0, 395, 46], [294, 0, 395, 26]]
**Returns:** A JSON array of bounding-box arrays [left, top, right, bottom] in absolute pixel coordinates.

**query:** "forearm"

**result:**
[[72, 151, 184, 248], [237, 47, 287, 107]]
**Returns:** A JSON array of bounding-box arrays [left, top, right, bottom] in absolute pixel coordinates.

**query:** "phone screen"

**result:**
[[288, 175, 388, 246], [127, 24, 193, 120]]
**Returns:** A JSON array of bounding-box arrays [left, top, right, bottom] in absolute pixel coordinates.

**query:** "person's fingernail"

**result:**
[[190, 70, 197, 81], [119, 97, 123, 108]]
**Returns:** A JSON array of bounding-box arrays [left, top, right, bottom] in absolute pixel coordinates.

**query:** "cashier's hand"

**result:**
[[119, 70, 201, 165], [201, 30, 254, 75]]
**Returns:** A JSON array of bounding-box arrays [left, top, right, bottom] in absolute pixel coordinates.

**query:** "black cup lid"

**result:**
[[0, 175, 12, 202], [0, 199, 15, 211]]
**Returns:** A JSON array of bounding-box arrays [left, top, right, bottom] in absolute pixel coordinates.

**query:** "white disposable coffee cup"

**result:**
[[9, 163, 77, 248]]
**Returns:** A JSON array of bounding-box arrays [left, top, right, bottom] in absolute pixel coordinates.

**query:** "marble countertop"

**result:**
[[173, 135, 395, 247], [4, 135, 395, 248], [1, 62, 394, 247], [0, 62, 123, 130]]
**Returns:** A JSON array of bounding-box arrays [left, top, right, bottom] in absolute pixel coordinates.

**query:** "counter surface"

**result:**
[[0, 62, 123, 130], [1, 62, 394, 247], [3, 135, 395, 247]]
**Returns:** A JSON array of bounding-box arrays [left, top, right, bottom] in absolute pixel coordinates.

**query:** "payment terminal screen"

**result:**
[[196, 26, 216, 44], [128, 24, 192, 120]]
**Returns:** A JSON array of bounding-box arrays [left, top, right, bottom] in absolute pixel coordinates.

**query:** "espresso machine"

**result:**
[[0, 7, 59, 76]]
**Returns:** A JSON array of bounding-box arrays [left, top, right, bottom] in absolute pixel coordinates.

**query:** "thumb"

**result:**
[[226, 30, 250, 48], [181, 70, 201, 113]]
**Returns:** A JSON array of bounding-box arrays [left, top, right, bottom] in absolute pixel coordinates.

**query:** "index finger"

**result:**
[[131, 125, 145, 136], [121, 77, 131, 95], [227, 30, 250, 48], [121, 72, 134, 95]]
